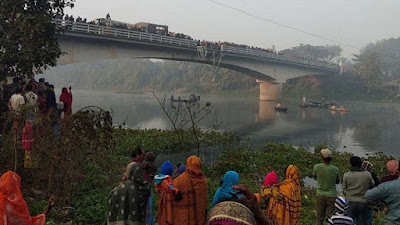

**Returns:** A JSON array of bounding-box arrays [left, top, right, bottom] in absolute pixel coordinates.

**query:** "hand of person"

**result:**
[[44, 195, 56, 216], [174, 191, 183, 202], [233, 185, 273, 225]]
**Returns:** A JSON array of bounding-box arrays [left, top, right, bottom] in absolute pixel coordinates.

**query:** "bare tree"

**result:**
[[153, 91, 213, 156]]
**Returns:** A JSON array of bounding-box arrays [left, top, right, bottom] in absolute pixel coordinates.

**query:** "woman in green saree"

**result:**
[[107, 162, 150, 225]]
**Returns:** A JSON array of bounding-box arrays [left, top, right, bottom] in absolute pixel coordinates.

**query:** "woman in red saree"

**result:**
[[0, 171, 54, 225], [172, 156, 208, 225]]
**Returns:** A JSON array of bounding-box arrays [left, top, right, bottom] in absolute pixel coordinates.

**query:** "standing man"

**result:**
[[8, 88, 25, 112], [343, 156, 375, 225], [314, 149, 340, 225]]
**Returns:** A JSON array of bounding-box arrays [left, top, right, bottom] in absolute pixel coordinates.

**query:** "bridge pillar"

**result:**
[[257, 80, 282, 101]]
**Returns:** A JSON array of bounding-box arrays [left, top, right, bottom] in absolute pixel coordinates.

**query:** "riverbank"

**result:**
[[19, 128, 393, 224]]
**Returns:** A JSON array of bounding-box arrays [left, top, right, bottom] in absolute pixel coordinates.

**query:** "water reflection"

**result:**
[[64, 89, 400, 157]]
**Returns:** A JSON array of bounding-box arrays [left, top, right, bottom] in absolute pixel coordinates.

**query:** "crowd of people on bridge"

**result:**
[[61, 13, 337, 69]]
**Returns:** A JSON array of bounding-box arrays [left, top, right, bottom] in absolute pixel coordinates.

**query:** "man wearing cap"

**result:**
[[313, 149, 340, 225], [343, 156, 375, 225]]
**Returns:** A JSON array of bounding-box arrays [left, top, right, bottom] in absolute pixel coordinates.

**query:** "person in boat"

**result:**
[[276, 102, 282, 108], [170, 95, 174, 101], [302, 96, 306, 106], [322, 97, 326, 104], [330, 105, 336, 110], [339, 105, 346, 111]]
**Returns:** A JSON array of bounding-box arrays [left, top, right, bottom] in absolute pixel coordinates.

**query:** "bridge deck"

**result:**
[[56, 19, 340, 73]]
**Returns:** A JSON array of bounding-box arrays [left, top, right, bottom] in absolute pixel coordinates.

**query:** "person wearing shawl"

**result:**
[[211, 171, 244, 207], [107, 162, 150, 225], [174, 164, 186, 179], [261, 165, 302, 225], [59, 87, 72, 117], [155, 161, 182, 225], [0, 171, 54, 225], [172, 156, 208, 225]]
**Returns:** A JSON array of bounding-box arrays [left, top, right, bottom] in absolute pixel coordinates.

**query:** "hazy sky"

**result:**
[[65, 0, 400, 57]]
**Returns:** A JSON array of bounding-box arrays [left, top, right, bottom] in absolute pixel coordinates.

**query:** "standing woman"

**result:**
[[261, 165, 302, 225], [107, 162, 150, 225], [59, 86, 72, 117], [172, 156, 208, 225], [0, 171, 55, 225]]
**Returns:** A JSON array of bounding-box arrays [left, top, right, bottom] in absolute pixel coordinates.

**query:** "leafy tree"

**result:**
[[0, 0, 74, 81], [363, 37, 400, 79], [280, 44, 342, 62], [353, 50, 383, 89]]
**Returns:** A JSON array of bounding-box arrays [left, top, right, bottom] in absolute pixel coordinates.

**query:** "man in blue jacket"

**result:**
[[365, 174, 400, 224]]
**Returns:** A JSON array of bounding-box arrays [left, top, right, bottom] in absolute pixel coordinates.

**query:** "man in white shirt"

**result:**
[[8, 88, 25, 112]]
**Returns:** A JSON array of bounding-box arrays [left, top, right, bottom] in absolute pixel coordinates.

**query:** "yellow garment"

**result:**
[[262, 165, 301, 225]]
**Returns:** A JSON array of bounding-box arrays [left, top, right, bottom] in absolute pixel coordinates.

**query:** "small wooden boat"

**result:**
[[309, 102, 326, 107], [170, 94, 200, 103], [274, 107, 288, 112]]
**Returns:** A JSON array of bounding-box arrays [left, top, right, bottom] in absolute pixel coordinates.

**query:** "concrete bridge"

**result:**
[[56, 20, 340, 100]]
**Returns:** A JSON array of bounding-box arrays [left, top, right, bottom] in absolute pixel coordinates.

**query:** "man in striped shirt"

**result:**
[[328, 197, 354, 225]]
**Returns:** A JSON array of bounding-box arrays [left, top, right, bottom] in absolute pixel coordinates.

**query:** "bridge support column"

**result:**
[[257, 80, 282, 101]]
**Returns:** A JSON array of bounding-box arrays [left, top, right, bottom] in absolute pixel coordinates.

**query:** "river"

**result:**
[[63, 89, 400, 157]]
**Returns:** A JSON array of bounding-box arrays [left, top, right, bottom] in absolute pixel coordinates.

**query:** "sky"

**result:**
[[65, 0, 400, 58]]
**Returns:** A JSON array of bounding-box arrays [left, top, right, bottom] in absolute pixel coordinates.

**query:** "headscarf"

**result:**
[[172, 156, 208, 225], [175, 164, 186, 178], [264, 165, 301, 225], [264, 171, 278, 186], [0, 171, 46, 225], [107, 162, 150, 225], [387, 160, 399, 175], [212, 171, 244, 207]]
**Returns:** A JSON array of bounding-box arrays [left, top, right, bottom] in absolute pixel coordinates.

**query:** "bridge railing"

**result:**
[[221, 45, 339, 71], [56, 19, 198, 48], [56, 19, 339, 71]]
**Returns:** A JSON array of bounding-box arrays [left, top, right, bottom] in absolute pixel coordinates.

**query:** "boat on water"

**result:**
[[274, 107, 288, 112], [170, 94, 200, 103], [330, 108, 350, 112]]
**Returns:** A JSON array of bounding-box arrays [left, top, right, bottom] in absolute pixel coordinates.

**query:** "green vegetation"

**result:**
[[2, 127, 391, 224]]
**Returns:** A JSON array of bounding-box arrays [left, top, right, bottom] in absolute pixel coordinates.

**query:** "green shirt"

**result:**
[[313, 163, 340, 197]]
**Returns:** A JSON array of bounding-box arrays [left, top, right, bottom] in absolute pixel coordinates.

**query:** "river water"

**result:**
[[65, 89, 400, 157]]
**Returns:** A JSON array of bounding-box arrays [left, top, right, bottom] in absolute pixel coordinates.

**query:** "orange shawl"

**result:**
[[263, 165, 301, 225], [156, 177, 174, 225], [0, 171, 46, 225], [172, 156, 208, 225]]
